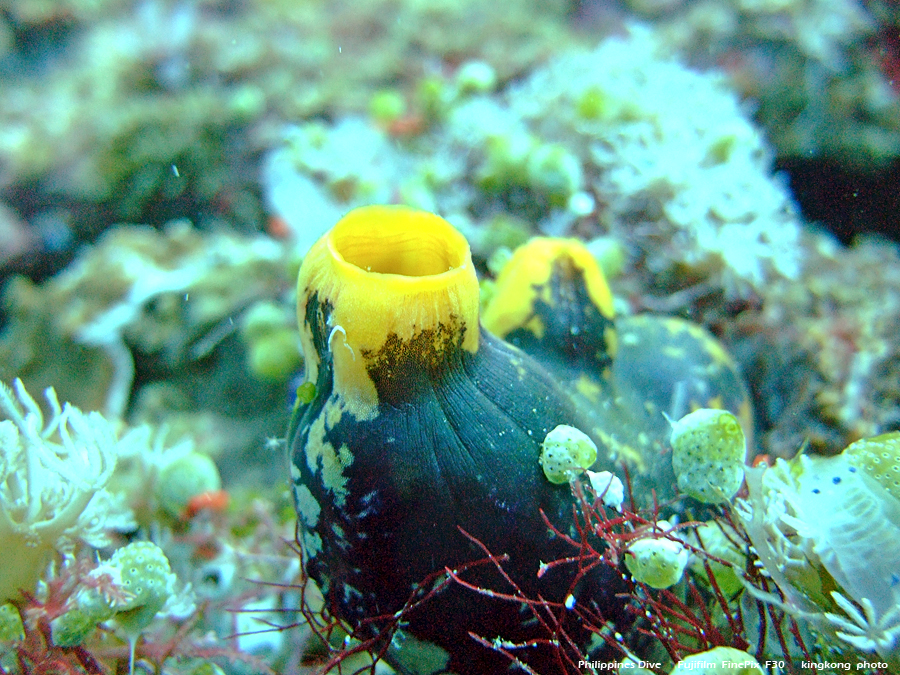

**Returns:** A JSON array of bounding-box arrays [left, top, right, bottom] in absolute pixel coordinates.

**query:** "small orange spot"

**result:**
[[182, 489, 230, 520], [386, 113, 425, 137], [266, 214, 292, 240], [751, 454, 772, 468], [192, 541, 221, 561]]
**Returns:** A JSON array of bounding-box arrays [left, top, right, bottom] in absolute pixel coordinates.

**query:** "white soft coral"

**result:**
[[0, 379, 134, 601], [825, 592, 900, 657], [738, 457, 900, 664]]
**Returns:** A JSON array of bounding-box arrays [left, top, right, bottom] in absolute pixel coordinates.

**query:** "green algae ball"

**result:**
[[108, 541, 175, 635], [369, 89, 407, 124], [0, 603, 24, 644], [156, 451, 222, 519], [843, 431, 900, 501], [248, 329, 302, 382], [577, 86, 607, 120], [670, 408, 746, 504], [454, 60, 497, 95], [295, 381, 317, 405], [417, 75, 450, 121], [540, 424, 597, 484], [241, 302, 302, 382], [526, 143, 582, 200], [479, 132, 535, 192], [50, 608, 98, 648], [690, 521, 744, 596], [624, 533, 689, 589]]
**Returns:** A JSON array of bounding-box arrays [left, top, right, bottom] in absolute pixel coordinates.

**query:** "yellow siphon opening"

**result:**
[[328, 206, 467, 277]]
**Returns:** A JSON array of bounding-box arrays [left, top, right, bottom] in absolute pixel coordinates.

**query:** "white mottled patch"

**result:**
[[342, 584, 363, 605], [302, 530, 322, 559], [305, 412, 353, 506], [325, 396, 343, 430], [294, 484, 322, 527]]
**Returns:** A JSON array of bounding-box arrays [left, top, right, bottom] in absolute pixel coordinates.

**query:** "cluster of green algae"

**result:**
[[540, 396, 900, 672], [641, 375, 899, 670], [0, 0, 574, 224], [266, 24, 805, 298]]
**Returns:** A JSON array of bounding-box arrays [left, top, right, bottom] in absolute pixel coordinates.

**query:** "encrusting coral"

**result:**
[[264, 24, 804, 299]]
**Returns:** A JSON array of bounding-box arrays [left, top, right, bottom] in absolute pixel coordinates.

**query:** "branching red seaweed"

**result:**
[[283, 471, 821, 674]]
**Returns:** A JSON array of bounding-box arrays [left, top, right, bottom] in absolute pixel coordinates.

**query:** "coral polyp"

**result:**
[[737, 434, 900, 668], [0, 379, 133, 604]]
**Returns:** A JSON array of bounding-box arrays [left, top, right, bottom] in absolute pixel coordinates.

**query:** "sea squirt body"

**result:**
[[288, 205, 626, 674]]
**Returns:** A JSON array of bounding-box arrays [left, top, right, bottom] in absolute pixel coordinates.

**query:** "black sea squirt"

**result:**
[[287, 205, 627, 674]]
